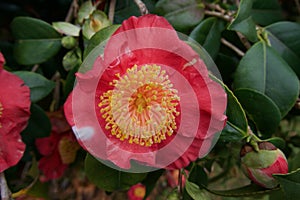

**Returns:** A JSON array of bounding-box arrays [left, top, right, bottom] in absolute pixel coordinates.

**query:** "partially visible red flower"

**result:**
[[127, 183, 148, 200], [35, 110, 80, 181], [0, 52, 30, 173], [64, 14, 227, 171], [240, 141, 288, 188]]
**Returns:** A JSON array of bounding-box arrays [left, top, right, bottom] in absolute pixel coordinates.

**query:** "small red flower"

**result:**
[[240, 142, 288, 188], [35, 110, 80, 181], [127, 183, 147, 200], [64, 14, 227, 171], [0, 52, 31, 172]]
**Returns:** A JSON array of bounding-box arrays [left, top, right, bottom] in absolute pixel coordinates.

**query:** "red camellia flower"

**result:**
[[240, 141, 288, 188], [0, 52, 31, 173], [64, 14, 227, 172], [127, 183, 148, 200], [35, 110, 80, 181]]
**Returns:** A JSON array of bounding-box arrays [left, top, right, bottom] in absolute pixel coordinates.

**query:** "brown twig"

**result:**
[[0, 172, 11, 200], [236, 32, 252, 49], [51, 72, 61, 111], [221, 38, 245, 57], [31, 64, 39, 72], [65, 0, 79, 22], [108, 0, 116, 22], [295, 0, 300, 15], [204, 10, 232, 22], [134, 0, 149, 15]]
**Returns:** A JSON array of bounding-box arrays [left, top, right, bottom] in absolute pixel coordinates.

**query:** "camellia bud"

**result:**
[[240, 141, 288, 188]]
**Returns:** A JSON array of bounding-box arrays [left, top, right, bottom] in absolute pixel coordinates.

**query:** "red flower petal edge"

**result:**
[[0, 52, 31, 172], [64, 15, 227, 172]]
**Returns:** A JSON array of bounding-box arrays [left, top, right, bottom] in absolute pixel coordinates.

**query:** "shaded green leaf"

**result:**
[[84, 153, 147, 192], [142, 169, 165, 198], [190, 17, 225, 59], [251, 0, 283, 26], [274, 168, 300, 200], [52, 22, 81, 36], [266, 137, 286, 150], [185, 181, 210, 200], [234, 88, 281, 135], [83, 25, 120, 59], [228, 0, 257, 42], [265, 21, 300, 78], [114, 0, 156, 24], [11, 17, 61, 65], [155, 0, 204, 33], [203, 183, 279, 197], [234, 41, 299, 118], [14, 71, 55, 102]]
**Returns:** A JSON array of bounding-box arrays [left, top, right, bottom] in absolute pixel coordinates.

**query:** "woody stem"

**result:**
[[0, 172, 11, 200]]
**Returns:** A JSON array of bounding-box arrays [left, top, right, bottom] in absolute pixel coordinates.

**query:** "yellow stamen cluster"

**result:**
[[98, 64, 180, 146], [0, 102, 3, 128]]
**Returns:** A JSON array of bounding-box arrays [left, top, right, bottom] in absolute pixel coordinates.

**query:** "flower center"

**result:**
[[133, 187, 145, 198], [98, 64, 180, 147], [0, 102, 3, 128]]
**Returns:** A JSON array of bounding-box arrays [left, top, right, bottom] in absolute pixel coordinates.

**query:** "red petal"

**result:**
[[0, 52, 4, 69], [0, 68, 30, 172]]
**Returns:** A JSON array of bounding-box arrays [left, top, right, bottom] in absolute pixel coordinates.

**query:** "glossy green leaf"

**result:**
[[190, 17, 225, 59], [11, 17, 61, 65], [234, 41, 299, 118], [228, 0, 257, 42], [265, 21, 300, 78], [251, 0, 283, 26], [235, 88, 281, 135], [224, 84, 248, 136], [266, 137, 286, 150], [185, 181, 210, 200], [155, 0, 204, 33], [83, 25, 120, 59], [84, 153, 147, 192], [52, 22, 81, 36], [14, 71, 55, 102], [188, 165, 208, 187], [274, 168, 300, 200]]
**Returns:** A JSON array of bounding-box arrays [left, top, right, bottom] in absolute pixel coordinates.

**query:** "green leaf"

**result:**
[[235, 88, 281, 135], [21, 104, 51, 152], [188, 165, 208, 187], [228, 0, 257, 42], [234, 41, 299, 118], [251, 0, 283, 26], [14, 71, 55, 102], [114, 0, 156, 24], [266, 137, 286, 150], [142, 169, 165, 198], [203, 183, 279, 197], [11, 17, 61, 65], [77, 0, 95, 24], [83, 25, 120, 59], [265, 21, 300, 78], [84, 153, 147, 192], [52, 22, 81, 36], [224, 84, 248, 136], [155, 0, 204, 33], [274, 168, 300, 200], [190, 17, 225, 59], [185, 181, 210, 200]]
